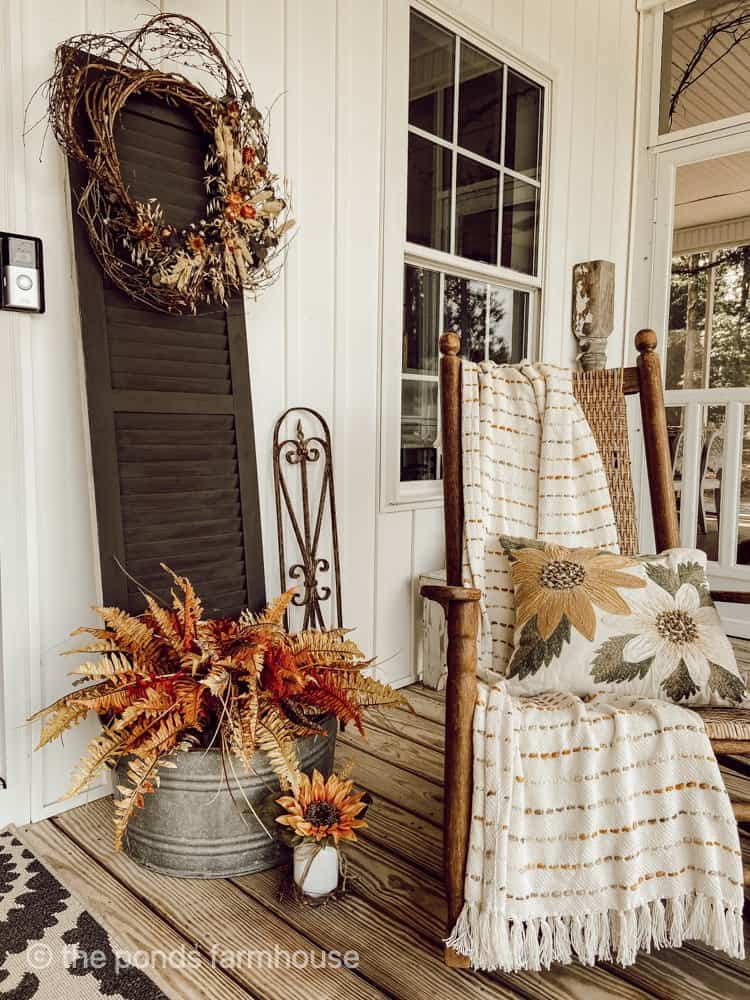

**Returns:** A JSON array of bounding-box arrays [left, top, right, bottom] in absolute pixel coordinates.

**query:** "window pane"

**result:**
[[403, 265, 439, 375], [455, 155, 499, 264], [457, 41, 503, 162], [708, 246, 750, 389], [443, 275, 487, 361], [505, 70, 542, 179], [666, 254, 709, 390], [407, 133, 452, 252], [489, 286, 528, 363], [501, 176, 538, 274], [660, 0, 750, 134], [409, 10, 455, 140], [400, 380, 438, 481]]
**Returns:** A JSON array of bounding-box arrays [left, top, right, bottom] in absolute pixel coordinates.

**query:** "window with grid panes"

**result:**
[[400, 9, 545, 484]]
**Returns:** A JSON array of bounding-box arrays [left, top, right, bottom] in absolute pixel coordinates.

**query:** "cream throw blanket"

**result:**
[[450, 361, 745, 970]]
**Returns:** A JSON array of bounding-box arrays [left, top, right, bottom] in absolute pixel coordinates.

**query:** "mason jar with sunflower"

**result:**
[[276, 767, 370, 898]]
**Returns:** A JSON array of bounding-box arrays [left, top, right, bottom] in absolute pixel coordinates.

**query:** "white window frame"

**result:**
[[379, 0, 552, 510], [645, 0, 750, 150], [632, 1, 750, 636]]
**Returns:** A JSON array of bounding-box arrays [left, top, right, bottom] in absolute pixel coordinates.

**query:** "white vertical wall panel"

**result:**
[[1, 0, 640, 818], [0, 0, 35, 828], [284, 0, 338, 417], [230, 0, 289, 602], [411, 506, 446, 671], [493, 0, 523, 46], [375, 510, 414, 686], [23, 0, 102, 820], [459, 0, 494, 26], [610, 0, 639, 367], [521, 0, 552, 62], [332, 0, 384, 657], [544, 0, 576, 365]]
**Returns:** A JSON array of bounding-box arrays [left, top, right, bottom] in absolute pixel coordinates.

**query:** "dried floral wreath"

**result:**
[[40, 13, 293, 313]]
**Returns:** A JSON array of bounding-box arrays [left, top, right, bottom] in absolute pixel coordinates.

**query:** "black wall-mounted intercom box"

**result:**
[[0, 232, 45, 314]]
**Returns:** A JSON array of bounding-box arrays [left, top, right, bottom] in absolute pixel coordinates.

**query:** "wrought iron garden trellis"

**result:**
[[272, 407, 342, 630]]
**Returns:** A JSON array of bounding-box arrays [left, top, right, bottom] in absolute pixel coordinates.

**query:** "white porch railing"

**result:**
[[663, 387, 750, 590]]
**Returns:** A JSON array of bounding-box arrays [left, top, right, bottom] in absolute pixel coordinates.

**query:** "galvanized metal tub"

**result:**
[[116, 715, 337, 878]]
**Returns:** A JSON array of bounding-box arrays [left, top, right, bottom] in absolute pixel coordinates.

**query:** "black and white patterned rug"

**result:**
[[0, 828, 167, 999]]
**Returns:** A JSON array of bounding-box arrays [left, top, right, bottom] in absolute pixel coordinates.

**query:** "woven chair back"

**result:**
[[573, 369, 640, 556]]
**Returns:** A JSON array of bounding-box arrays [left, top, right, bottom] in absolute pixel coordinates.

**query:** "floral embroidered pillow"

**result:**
[[501, 537, 747, 706]]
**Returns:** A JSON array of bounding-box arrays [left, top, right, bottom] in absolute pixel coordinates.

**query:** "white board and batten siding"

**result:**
[[0, 0, 639, 824]]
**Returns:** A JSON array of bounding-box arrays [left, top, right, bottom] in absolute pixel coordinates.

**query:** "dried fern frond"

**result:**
[[143, 593, 184, 653], [162, 563, 203, 648], [71, 676, 156, 715], [301, 674, 366, 734], [87, 606, 161, 657], [112, 686, 176, 730], [172, 675, 208, 730], [288, 629, 365, 666], [67, 652, 144, 681], [62, 639, 122, 657], [201, 665, 230, 698], [232, 687, 259, 767], [240, 588, 296, 629], [334, 670, 413, 711], [34, 702, 89, 749], [128, 710, 184, 758], [113, 745, 189, 851], [256, 705, 301, 792], [63, 727, 128, 800]]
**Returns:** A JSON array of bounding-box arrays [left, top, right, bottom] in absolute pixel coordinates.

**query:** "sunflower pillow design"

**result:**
[[501, 537, 747, 706]]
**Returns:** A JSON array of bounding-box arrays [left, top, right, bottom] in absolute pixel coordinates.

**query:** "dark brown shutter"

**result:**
[[69, 94, 265, 617]]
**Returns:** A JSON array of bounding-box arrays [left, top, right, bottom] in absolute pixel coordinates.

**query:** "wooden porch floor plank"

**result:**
[[399, 685, 446, 724], [599, 945, 749, 1000], [17, 818, 250, 1000], [357, 791, 442, 879], [52, 799, 387, 1000], [367, 707, 445, 753], [338, 725, 444, 784], [229, 867, 523, 1000], [349, 838, 655, 1000], [334, 743, 443, 825]]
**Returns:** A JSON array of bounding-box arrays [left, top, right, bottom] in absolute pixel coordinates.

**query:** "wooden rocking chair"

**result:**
[[422, 328, 750, 968]]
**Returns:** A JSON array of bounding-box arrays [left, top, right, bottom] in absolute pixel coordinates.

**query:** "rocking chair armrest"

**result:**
[[421, 584, 482, 616], [712, 590, 750, 605]]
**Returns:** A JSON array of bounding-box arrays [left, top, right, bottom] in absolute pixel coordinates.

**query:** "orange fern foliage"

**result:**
[[30, 565, 409, 849]]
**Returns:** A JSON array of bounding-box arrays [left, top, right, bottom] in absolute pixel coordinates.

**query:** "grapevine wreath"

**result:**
[[42, 13, 293, 313]]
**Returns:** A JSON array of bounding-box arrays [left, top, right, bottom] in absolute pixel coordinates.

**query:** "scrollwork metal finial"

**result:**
[[272, 407, 342, 630]]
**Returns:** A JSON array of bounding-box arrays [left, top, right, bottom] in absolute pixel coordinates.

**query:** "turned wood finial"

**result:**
[[635, 329, 657, 354], [440, 331, 461, 356]]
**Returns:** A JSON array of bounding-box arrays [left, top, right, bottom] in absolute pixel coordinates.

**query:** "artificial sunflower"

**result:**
[[511, 544, 645, 641], [276, 769, 369, 846]]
